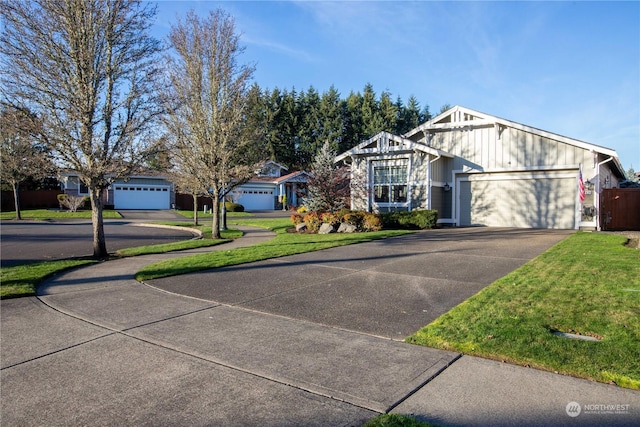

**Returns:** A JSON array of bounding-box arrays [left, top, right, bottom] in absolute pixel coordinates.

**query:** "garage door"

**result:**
[[458, 174, 576, 229], [114, 185, 170, 210], [236, 187, 274, 211]]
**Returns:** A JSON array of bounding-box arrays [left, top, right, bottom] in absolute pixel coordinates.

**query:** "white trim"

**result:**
[[405, 105, 621, 164]]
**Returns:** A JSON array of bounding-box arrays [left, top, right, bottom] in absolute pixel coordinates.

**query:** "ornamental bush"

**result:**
[[290, 213, 304, 225], [224, 202, 244, 212], [381, 210, 438, 229], [320, 211, 341, 227], [342, 211, 365, 229], [363, 213, 383, 232], [303, 212, 321, 233]]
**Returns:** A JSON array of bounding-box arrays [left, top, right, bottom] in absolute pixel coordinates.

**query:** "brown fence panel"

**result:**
[[600, 188, 640, 231], [1, 189, 63, 211], [174, 193, 212, 211]]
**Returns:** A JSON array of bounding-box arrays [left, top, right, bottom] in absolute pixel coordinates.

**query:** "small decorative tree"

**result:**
[[58, 194, 88, 212], [303, 141, 350, 213]]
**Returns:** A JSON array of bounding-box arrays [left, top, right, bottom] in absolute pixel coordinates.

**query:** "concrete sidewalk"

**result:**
[[2, 226, 639, 426]]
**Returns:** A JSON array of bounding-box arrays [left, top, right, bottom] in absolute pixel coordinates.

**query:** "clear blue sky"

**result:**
[[153, 1, 640, 172]]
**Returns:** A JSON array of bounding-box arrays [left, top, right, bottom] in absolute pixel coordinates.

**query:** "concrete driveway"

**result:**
[[3, 226, 640, 426], [0, 210, 195, 266], [148, 227, 573, 339]]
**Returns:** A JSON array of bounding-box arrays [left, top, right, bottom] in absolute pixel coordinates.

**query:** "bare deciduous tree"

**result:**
[[163, 9, 257, 239], [1, 0, 163, 257], [0, 106, 55, 219]]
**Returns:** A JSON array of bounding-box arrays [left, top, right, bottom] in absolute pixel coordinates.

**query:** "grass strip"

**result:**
[[115, 239, 231, 257], [406, 232, 640, 390], [135, 218, 412, 281], [363, 414, 436, 427], [0, 209, 121, 220], [1, 259, 97, 299], [115, 226, 242, 257], [175, 209, 254, 219]]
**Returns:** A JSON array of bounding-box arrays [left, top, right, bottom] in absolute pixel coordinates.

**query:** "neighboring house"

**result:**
[[231, 161, 311, 210], [336, 105, 626, 230], [60, 172, 175, 210]]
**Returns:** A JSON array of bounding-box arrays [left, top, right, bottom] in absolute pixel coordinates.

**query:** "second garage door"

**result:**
[[458, 173, 577, 229], [114, 185, 170, 210]]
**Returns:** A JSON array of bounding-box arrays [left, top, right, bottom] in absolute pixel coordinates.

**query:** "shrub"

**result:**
[[224, 202, 244, 212], [381, 210, 438, 229], [362, 213, 383, 232], [320, 211, 341, 226], [290, 213, 304, 225], [58, 194, 89, 212], [297, 206, 308, 214], [342, 211, 365, 230], [303, 212, 321, 233]]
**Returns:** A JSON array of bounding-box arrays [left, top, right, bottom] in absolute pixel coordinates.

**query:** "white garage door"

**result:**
[[114, 185, 170, 210], [458, 174, 576, 229], [236, 187, 274, 211]]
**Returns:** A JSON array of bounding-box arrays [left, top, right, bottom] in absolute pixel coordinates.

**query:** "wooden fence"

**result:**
[[1, 189, 63, 211], [600, 188, 640, 231]]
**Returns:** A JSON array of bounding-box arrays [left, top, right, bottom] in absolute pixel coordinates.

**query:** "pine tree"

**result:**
[[303, 141, 349, 213]]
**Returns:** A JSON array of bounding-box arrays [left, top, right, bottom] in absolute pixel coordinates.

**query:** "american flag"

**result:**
[[579, 167, 585, 203]]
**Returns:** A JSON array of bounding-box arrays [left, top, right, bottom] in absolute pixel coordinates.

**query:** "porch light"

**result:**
[[444, 183, 451, 192]]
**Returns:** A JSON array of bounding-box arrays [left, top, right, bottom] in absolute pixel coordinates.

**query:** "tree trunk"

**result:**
[[192, 193, 199, 226], [89, 185, 108, 258], [211, 189, 221, 239], [12, 181, 22, 220]]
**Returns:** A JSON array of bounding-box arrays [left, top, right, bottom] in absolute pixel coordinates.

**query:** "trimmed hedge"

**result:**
[[224, 202, 244, 212], [381, 209, 438, 229]]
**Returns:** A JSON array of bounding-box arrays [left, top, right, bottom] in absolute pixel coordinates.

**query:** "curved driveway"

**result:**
[[3, 225, 640, 426], [0, 210, 197, 266]]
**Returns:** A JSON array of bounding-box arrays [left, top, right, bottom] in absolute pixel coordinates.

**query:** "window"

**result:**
[[373, 164, 407, 204]]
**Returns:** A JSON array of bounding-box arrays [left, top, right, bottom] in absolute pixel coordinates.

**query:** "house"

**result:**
[[230, 161, 311, 210], [336, 105, 626, 230], [60, 172, 175, 210]]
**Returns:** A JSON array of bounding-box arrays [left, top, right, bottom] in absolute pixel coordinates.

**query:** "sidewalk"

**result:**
[[2, 226, 639, 426]]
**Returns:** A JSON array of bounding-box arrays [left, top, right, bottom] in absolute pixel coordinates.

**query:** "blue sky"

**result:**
[[153, 1, 640, 172]]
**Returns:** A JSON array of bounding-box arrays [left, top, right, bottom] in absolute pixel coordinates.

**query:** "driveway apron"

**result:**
[[4, 226, 640, 426]]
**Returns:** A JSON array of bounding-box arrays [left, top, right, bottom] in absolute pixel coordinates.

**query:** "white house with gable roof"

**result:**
[[336, 106, 625, 230]]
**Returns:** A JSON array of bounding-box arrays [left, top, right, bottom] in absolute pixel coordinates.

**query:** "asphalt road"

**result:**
[[0, 218, 197, 267]]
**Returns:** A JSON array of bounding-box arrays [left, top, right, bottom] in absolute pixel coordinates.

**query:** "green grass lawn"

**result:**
[[175, 209, 254, 219], [115, 226, 242, 257], [0, 259, 98, 298], [0, 209, 122, 220], [407, 232, 640, 390], [135, 218, 413, 281]]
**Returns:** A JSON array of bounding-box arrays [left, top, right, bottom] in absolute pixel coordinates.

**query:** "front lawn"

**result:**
[[135, 218, 413, 281], [0, 259, 97, 299], [0, 209, 122, 220], [115, 226, 242, 257], [407, 232, 640, 390]]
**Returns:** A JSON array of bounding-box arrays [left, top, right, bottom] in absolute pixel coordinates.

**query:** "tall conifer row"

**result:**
[[243, 83, 433, 170]]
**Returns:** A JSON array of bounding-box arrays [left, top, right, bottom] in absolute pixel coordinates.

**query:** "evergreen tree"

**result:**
[[303, 141, 350, 213], [318, 85, 345, 153]]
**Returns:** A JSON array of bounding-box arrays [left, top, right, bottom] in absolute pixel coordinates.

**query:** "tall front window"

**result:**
[[373, 164, 407, 203]]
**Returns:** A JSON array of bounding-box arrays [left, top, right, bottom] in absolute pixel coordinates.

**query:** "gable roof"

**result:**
[[335, 131, 453, 162], [404, 105, 625, 177]]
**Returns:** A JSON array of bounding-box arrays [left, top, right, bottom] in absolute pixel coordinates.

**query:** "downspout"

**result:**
[[595, 156, 614, 231]]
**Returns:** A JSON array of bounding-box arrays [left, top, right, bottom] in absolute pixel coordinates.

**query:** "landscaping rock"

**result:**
[[295, 223, 307, 232], [337, 223, 357, 233], [318, 223, 335, 234]]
